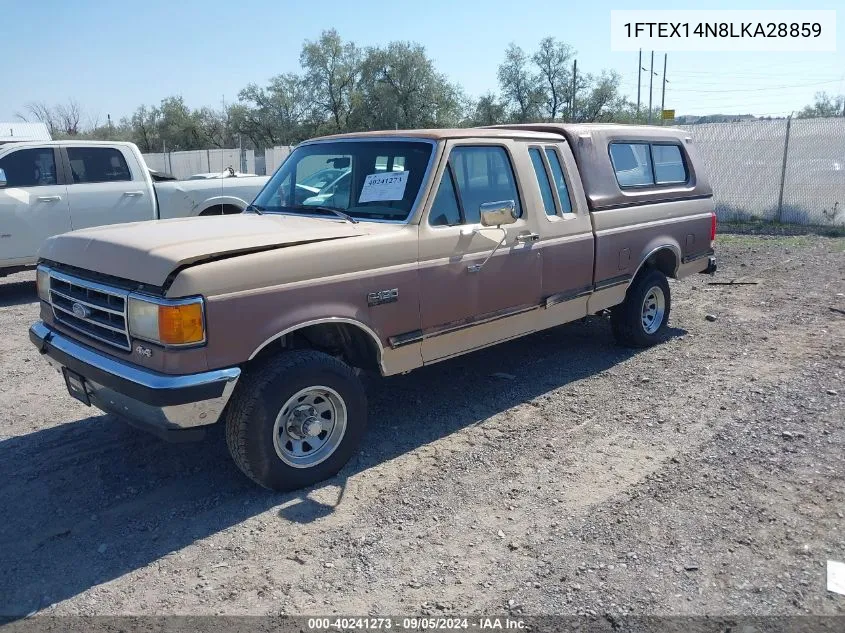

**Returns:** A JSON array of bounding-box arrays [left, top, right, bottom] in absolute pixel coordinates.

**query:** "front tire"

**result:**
[[225, 350, 367, 491], [611, 268, 671, 347]]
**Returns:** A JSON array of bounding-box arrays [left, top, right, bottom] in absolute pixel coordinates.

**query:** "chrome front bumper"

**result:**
[[29, 321, 240, 439]]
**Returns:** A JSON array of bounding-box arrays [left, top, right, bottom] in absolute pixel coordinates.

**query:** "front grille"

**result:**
[[49, 271, 131, 351]]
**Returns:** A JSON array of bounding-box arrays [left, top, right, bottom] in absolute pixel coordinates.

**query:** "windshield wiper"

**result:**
[[286, 205, 358, 224], [245, 203, 264, 215]]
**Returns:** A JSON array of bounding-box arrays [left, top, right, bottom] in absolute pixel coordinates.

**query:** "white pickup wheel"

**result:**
[[611, 269, 671, 347], [224, 350, 367, 491]]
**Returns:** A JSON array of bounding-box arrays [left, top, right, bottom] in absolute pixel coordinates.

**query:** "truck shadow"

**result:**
[[0, 317, 685, 616], [0, 280, 37, 308]]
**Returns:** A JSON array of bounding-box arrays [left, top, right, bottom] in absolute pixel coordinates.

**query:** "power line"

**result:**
[[667, 79, 842, 94]]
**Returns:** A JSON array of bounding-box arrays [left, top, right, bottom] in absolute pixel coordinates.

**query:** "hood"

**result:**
[[39, 214, 368, 287]]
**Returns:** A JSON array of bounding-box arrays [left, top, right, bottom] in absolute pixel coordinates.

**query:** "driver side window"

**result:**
[[428, 146, 521, 226], [0, 148, 58, 187]]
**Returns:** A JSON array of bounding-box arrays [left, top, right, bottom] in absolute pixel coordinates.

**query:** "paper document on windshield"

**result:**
[[829, 560, 845, 595], [358, 171, 409, 203]]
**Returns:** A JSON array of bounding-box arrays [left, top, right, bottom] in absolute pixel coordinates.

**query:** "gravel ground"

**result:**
[[0, 234, 843, 618]]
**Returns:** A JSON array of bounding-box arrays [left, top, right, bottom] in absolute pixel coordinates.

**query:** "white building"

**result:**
[[0, 122, 52, 143]]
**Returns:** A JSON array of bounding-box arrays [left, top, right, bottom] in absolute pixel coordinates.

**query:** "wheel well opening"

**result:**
[[251, 322, 382, 372], [642, 248, 678, 279], [199, 204, 242, 216]]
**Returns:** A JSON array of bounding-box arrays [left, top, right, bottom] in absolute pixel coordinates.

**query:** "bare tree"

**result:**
[[54, 99, 82, 136], [16, 101, 58, 136]]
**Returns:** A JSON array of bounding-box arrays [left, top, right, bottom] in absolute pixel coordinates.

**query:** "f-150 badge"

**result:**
[[367, 288, 398, 307]]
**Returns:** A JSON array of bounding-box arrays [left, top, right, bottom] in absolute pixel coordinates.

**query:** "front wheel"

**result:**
[[225, 350, 367, 491], [611, 269, 671, 347]]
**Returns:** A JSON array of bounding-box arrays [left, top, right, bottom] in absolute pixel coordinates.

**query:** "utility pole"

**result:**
[[647, 51, 654, 125], [571, 59, 577, 122], [776, 114, 793, 222], [636, 49, 642, 118], [660, 53, 668, 125]]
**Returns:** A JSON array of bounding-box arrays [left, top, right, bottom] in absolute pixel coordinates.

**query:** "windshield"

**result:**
[[253, 140, 433, 222]]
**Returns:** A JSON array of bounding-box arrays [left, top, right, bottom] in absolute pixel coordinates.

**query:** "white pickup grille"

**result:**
[[49, 271, 131, 351]]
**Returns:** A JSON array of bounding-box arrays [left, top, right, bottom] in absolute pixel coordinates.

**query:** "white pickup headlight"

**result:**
[[36, 266, 51, 302], [127, 295, 205, 346]]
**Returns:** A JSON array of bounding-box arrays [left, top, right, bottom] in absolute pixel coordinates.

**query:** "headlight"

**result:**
[[36, 266, 51, 302], [127, 296, 205, 346]]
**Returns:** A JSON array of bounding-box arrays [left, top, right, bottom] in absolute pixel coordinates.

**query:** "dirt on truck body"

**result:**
[[29, 124, 717, 490]]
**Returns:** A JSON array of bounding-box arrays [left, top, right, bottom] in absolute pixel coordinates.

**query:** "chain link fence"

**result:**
[[136, 122, 844, 233], [680, 117, 845, 233]]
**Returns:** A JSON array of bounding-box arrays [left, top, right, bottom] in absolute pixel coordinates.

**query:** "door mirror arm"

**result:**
[[466, 226, 508, 273]]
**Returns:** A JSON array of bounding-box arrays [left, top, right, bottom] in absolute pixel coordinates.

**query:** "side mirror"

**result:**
[[465, 200, 518, 274], [0, 168, 7, 188], [479, 200, 517, 227]]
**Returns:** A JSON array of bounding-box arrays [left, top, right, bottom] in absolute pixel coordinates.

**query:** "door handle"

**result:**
[[123, 191, 144, 197], [37, 195, 62, 202], [516, 232, 540, 243]]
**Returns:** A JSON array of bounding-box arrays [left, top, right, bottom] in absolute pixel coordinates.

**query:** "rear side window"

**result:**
[[544, 148, 573, 213], [609, 142, 688, 188], [67, 147, 132, 183], [652, 144, 687, 184], [0, 148, 57, 187], [609, 143, 654, 187], [450, 146, 521, 224], [528, 148, 556, 216]]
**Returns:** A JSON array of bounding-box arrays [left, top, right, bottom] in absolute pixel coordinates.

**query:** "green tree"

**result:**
[[156, 96, 203, 150], [465, 92, 508, 126], [574, 71, 629, 122], [798, 92, 845, 118], [532, 37, 573, 121], [354, 42, 462, 130], [300, 29, 361, 132], [236, 73, 316, 146], [497, 43, 544, 122], [128, 104, 161, 152]]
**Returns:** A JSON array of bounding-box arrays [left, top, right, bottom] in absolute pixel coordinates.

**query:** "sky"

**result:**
[[2, 0, 843, 125]]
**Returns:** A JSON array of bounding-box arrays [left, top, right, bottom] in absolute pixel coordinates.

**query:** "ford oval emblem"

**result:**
[[71, 302, 91, 319]]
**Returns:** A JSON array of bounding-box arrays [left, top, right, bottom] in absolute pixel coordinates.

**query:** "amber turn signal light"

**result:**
[[158, 302, 205, 345]]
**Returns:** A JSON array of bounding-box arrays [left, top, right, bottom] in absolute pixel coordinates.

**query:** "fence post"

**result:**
[[776, 115, 792, 223], [206, 149, 211, 173]]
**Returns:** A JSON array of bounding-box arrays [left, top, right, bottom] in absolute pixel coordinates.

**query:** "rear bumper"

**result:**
[[29, 321, 240, 438]]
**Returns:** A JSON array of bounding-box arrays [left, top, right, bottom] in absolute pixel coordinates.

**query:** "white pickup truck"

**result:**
[[0, 140, 269, 276]]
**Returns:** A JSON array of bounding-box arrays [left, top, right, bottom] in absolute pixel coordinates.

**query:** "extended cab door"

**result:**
[[524, 142, 595, 324], [0, 146, 71, 267], [418, 140, 542, 362], [61, 144, 156, 230]]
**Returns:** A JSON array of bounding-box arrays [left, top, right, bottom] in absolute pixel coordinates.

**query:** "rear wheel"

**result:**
[[611, 268, 671, 347], [225, 350, 367, 491]]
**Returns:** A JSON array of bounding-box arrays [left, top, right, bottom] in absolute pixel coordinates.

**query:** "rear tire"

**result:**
[[611, 268, 671, 348], [225, 350, 367, 491]]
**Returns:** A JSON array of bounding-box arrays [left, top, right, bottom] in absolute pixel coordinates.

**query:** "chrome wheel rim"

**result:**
[[272, 386, 347, 469], [641, 286, 666, 334]]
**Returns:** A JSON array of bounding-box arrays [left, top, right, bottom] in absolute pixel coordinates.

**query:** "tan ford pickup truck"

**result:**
[[29, 124, 717, 491]]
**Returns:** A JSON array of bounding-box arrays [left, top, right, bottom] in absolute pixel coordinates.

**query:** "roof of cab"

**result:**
[[486, 122, 691, 143], [312, 123, 691, 143], [310, 127, 566, 142]]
